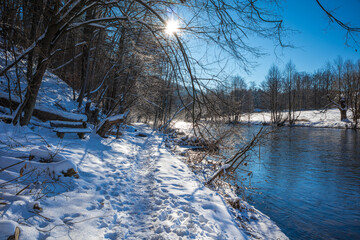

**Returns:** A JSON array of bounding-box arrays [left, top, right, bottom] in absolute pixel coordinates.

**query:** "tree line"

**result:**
[[206, 57, 360, 128]]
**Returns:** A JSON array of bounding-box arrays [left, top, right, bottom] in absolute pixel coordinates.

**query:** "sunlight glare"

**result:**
[[165, 19, 180, 35]]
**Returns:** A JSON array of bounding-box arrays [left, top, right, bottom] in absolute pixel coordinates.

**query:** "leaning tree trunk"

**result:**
[[14, 14, 60, 125], [19, 57, 49, 125]]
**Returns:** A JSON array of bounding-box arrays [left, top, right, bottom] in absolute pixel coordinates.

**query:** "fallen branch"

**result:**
[[206, 127, 268, 185]]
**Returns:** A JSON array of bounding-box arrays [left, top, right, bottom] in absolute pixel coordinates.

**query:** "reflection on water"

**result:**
[[240, 126, 360, 240]]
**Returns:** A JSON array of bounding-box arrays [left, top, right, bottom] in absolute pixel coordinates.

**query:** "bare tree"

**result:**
[[283, 60, 298, 125], [2, 1, 130, 125], [229, 76, 247, 121], [352, 60, 360, 127], [328, 56, 348, 121], [262, 64, 283, 125], [343, 59, 360, 128]]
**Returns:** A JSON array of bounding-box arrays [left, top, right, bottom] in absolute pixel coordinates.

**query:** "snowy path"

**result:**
[[7, 124, 246, 239], [0, 122, 289, 239], [88, 127, 246, 239]]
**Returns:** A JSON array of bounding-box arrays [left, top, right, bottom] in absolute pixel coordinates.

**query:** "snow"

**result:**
[[29, 146, 66, 162], [0, 51, 83, 114], [0, 142, 78, 180], [105, 111, 129, 122], [234, 109, 358, 128], [0, 121, 287, 239], [53, 127, 92, 133], [50, 120, 85, 127], [88, 23, 107, 28], [0, 90, 87, 121], [35, 104, 87, 121], [208, 163, 232, 181], [0, 220, 18, 238], [0, 113, 11, 119], [172, 109, 357, 130], [52, 52, 83, 71], [0, 155, 77, 179], [0, 46, 287, 239], [68, 16, 128, 30]]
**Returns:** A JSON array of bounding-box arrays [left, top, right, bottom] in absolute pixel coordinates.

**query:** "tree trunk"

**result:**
[[340, 97, 347, 121], [77, 9, 94, 108], [14, 6, 60, 125], [26, 1, 40, 84], [19, 58, 48, 125], [340, 109, 347, 121]]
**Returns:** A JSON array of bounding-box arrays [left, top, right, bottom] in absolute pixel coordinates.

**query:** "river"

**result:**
[[238, 126, 360, 240]]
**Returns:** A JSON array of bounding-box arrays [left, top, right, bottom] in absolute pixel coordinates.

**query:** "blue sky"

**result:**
[[244, 0, 360, 85]]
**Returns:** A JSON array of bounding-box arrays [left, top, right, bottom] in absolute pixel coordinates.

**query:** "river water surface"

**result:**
[[239, 126, 360, 240]]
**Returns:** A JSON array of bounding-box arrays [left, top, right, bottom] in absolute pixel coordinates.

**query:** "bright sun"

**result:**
[[165, 20, 180, 35]]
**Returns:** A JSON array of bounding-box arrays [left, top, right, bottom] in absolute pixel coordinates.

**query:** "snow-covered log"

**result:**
[[96, 111, 129, 137], [0, 91, 87, 122], [50, 120, 87, 128]]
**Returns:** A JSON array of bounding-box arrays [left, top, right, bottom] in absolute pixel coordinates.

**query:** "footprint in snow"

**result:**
[[98, 221, 108, 228], [104, 232, 118, 239], [61, 213, 81, 220], [60, 213, 81, 225], [100, 189, 108, 195], [110, 190, 120, 197], [38, 221, 50, 229], [38, 232, 50, 240], [86, 205, 96, 211]]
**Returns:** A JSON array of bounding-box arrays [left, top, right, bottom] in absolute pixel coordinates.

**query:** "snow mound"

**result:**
[[0, 220, 18, 238], [30, 146, 66, 163]]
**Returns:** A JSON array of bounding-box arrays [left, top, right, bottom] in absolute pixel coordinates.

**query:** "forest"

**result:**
[[0, 0, 286, 129]]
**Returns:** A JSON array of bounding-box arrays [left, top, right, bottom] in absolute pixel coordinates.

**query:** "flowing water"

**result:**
[[238, 126, 360, 240]]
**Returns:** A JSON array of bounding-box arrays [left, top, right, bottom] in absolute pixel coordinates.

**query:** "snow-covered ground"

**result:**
[[0, 50, 80, 113], [0, 47, 287, 239], [171, 108, 357, 133], [0, 121, 287, 239], [237, 109, 357, 128]]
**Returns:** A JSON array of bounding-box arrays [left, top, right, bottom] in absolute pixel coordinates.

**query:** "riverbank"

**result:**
[[172, 121, 360, 239], [173, 109, 357, 131], [238, 109, 358, 129]]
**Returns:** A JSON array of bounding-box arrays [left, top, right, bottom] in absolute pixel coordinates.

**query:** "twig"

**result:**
[[29, 211, 51, 221], [0, 160, 25, 173], [16, 183, 31, 195]]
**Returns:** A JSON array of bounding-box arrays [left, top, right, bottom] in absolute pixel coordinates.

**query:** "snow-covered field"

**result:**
[[238, 109, 357, 128], [0, 122, 287, 239]]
